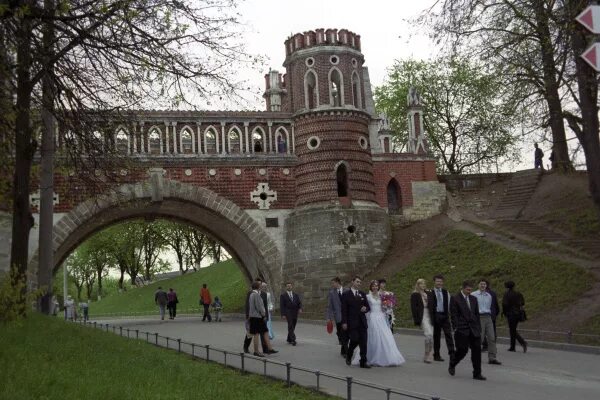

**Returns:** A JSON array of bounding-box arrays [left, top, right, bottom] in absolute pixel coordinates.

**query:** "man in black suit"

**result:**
[[280, 282, 302, 345], [431, 274, 455, 362], [341, 276, 371, 368], [449, 280, 486, 380]]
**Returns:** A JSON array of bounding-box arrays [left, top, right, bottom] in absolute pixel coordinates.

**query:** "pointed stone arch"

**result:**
[[304, 69, 319, 109], [328, 67, 345, 106]]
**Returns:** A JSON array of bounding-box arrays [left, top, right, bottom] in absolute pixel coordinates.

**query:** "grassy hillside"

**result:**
[[90, 260, 246, 316], [386, 230, 595, 327], [0, 314, 330, 400]]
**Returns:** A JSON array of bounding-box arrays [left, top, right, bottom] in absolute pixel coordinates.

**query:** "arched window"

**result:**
[[351, 71, 362, 108], [180, 127, 193, 154], [387, 179, 402, 214], [91, 131, 104, 154], [329, 68, 344, 107], [204, 127, 218, 154], [115, 128, 129, 154], [336, 163, 349, 197], [304, 70, 319, 109], [228, 126, 242, 153], [148, 127, 161, 154], [252, 127, 265, 153], [275, 127, 289, 154]]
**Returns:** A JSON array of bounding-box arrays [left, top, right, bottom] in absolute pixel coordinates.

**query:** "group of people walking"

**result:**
[[153, 284, 223, 321], [243, 278, 303, 357], [410, 275, 527, 380]]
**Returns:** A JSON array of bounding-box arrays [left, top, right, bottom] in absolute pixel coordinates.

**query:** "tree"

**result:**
[[375, 58, 520, 173], [423, 0, 574, 172], [64, 248, 95, 301], [140, 221, 167, 280], [2, 0, 255, 311], [161, 221, 193, 274], [183, 226, 211, 270], [82, 229, 116, 298]]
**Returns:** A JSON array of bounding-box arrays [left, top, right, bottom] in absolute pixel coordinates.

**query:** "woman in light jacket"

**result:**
[[410, 278, 434, 363]]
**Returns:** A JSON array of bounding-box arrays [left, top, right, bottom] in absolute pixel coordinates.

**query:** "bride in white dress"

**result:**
[[352, 280, 405, 367]]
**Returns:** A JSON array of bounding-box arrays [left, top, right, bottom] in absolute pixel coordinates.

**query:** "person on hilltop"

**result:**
[[448, 281, 486, 381], [280, 282, 302, 346], [534, 143, 544, 169], [326, 277, 348, 357], [154, 287, 168, 321], [167, 288, 179, 320], [200, 283, 212, 322], [410, 278, 434, 363]]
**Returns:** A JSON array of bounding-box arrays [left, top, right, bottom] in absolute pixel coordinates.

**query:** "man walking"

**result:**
[[481, 279, 499, 352], [431, 275, 455, 362], [280, 282, 302, 346], [200, 283, 212, 322], [167, 288, 178, 320], [326, 277, 348, 357], [243, 278, 264, 353], [341, 276, 370, 368], [154, 287, 168, 321], [449, 281, 486, 380], [473, 279, 501, 366]]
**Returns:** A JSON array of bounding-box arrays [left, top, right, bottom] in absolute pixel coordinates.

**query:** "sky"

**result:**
[[234, 0, 438, 109]]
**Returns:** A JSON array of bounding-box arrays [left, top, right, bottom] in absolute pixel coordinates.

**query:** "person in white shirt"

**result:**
[[472, 279, 501, 365]]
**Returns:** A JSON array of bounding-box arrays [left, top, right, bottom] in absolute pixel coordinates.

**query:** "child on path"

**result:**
[[212, 297, 223, 322]]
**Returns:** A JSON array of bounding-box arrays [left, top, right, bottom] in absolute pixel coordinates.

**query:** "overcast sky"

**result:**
[[234, 0, 437, 109]]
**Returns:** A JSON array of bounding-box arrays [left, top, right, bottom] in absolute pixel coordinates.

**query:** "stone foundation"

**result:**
[[283, 202, 390, 303]]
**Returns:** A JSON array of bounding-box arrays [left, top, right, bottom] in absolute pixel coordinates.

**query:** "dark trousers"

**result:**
[[452, 331, 482, 376], [202, 304, 212, 321], [433, 313, 455, 356], [243, 327, 268, 352], [286, 316, 297, 343], [347, 328, 368, 365], [168, 302, 177, 319], [507, 314, 526, 349], [335, 322, 349, 355]]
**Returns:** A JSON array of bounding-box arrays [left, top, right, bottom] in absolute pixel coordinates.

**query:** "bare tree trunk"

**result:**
[[10, 8, 35, 305], [567, 0, 600, 217], [38, 0, 56, 314], [533, 0, 573, 172]]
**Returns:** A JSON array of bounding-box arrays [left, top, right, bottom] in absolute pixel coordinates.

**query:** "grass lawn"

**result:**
[[0, 314, 330, 400], [386, 230, 595, 328], [90, 260, 246, 316]]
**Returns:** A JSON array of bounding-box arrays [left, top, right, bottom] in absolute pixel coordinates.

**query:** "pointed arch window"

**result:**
[[351, 71, 362, 108], [304, 70, 319, 109], [336, 163, 349, 197], [115, 129, 129, 154], [204, 127, 218, 154], [252, 127, 265, 153], [329, 68, 344, 107], [387, 179, 402, 214], [180, 127, 193, 154], [275, 127, 289, 154], [228, 126, 242, 153], [148, 127, 162, 154]]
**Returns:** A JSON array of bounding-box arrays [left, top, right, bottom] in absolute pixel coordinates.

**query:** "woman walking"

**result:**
[[502, 281, 528, 353], [410, 278, 434, 363]]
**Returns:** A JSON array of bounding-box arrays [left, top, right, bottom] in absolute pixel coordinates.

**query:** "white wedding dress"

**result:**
[[352, 293, 405, 367]]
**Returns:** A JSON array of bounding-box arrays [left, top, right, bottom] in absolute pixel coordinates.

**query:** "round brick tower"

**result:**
[[282, 29, 391, 302]]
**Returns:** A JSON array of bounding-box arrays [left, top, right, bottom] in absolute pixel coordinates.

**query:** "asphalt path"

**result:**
[[95, 316, 600, 400]]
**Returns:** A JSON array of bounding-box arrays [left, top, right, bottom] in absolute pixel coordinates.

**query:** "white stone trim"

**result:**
[[304, 69, 320, 109]]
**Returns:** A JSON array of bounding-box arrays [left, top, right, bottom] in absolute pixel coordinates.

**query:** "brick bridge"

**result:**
[[20, 28, 446, 303]]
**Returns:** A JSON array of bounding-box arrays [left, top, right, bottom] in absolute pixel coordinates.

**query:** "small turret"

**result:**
[[406, 87, 428, 154], [263, 70, 286, 112]]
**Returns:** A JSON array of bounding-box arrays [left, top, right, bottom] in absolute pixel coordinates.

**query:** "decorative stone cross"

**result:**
[[250, 183, 277, 210]]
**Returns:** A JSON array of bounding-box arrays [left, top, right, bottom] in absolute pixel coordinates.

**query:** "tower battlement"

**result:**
[[284, 28, 361, 57]]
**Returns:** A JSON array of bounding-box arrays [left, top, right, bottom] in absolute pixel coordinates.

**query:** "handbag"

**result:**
[[326, 320, 334, 334], [518, 307, 527, 322]]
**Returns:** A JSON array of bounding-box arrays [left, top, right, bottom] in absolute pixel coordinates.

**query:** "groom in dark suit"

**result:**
[[280, 282, 302, 345], [449, 280, 486, 380], [341, 276, 371, 368]]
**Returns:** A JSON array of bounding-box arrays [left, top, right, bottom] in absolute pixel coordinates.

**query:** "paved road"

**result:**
[[96, 316, 600, 400]]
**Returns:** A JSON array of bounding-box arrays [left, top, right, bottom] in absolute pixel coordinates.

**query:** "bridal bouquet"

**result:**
[[380, 292, 397, 313]]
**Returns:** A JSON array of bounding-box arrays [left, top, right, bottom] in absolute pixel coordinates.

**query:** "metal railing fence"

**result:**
[[75, 319, 447, 400]]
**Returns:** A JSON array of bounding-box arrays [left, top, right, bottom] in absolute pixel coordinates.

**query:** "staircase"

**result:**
[[493, 169, 542, 219]]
